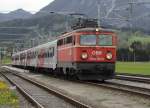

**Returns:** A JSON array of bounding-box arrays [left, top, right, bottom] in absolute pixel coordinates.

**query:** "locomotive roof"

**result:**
[[58, 27, 116, 38], [73, 27, 116, 32]]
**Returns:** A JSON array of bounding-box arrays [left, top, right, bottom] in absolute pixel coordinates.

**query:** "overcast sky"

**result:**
[[0, 0, 54, 13]]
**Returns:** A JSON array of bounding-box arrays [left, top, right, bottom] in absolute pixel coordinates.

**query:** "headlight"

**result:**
[[106, 52, 112, 60], [81, 52, 88, 59]]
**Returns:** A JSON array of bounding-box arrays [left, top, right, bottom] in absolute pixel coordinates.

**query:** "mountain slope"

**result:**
[[0, 9, 32, 22], [39, 0, 150, 31]]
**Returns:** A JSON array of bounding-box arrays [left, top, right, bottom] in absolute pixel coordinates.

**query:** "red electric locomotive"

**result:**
[[57, 28, 117, 80]]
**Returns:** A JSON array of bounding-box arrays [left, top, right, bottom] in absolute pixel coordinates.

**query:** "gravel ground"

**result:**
[[5, 72, 76, 108], [15, 89, 35, 108], [111, 79, 150, 89], [0, 76, 3, 81], [3, 66, 150, 108]]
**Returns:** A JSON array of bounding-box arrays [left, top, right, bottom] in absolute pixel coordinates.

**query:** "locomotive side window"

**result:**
[[58, 39, 63, 46], [80, 35, 96, 46], [98, 35, 112, 46], [66, 36, 72, 44]]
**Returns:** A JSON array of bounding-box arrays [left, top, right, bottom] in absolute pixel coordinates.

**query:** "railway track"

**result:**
[[0, 71, 35, 108], [43, 71, 150, 98], [2, 66, 150, 103], [0, 69, 92, 108], [83, 80, 150, 98], [115, 74, 150, 84]]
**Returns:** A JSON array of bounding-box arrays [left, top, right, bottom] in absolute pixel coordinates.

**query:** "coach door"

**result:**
[[48, 41, 57, 69]]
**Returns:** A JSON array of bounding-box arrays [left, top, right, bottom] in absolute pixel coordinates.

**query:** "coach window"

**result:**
[[33, 52, 34, 58], [45, 52, 47, 58], [47, 52, 49, 57], [34, 51, 36, 58], [35, 51, 37, 58], [52, 47, 54, 56], [48, 47, 54, 57], [31, 52, 33, 59], [51, 48, 54, 57], [27, 53, 30, 59], [46, 51, 49, 58], [38, 52, 40, 58], [29, 53, 30, 59], [35, 51, 38, 58], [30, 53, 32, 59], [43, 52, 45, 58], [47, 52, 49, 58]]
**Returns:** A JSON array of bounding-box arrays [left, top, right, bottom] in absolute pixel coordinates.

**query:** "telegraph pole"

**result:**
[[128, 0, 135, 62], [0, 47, 5, 65], [0, 50, 1, 65], [127, 0, 134, 32], [0, 48, 2, 65]]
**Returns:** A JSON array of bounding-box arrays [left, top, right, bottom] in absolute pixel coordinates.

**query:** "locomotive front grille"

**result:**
[[75, 62, 115, 73]]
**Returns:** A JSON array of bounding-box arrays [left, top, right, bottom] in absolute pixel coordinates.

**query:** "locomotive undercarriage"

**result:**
[[75, 62, 115, 80], [57, 62, 115, 80]]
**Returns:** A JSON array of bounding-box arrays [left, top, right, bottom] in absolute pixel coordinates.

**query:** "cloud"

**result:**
[[0, 0, 54, 13]]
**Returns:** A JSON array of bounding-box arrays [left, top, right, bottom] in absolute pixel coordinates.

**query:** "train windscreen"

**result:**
[[80, 35, 96, 46], [98, 35, 112, 46]]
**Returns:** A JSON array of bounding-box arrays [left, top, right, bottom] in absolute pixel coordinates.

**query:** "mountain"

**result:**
[[1, 0, 150, 31], [0, 0, 150, 55], [39, 0, 150, 32], [0, 9, 32, 22], [1, 0, 150, 44]]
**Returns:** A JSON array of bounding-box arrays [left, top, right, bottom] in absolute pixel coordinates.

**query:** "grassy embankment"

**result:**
[[116, 62, 150, 75], [0, 81, 19, 107], [1, 56, 12, 65]]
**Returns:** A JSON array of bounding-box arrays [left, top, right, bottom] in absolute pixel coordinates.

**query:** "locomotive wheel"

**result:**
[[54, 68, 59, 77], [69, 69, 78, 80], [64, 68, 69, 80], [64, 68, 77, 80]]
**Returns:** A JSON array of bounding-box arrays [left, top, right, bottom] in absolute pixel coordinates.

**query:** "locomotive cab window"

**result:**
[[80, 35, 96, 46], [98, 35, 112, 46]]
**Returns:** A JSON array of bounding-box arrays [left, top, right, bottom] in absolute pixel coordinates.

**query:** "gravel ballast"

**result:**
[[3, 66, 150, 108]]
